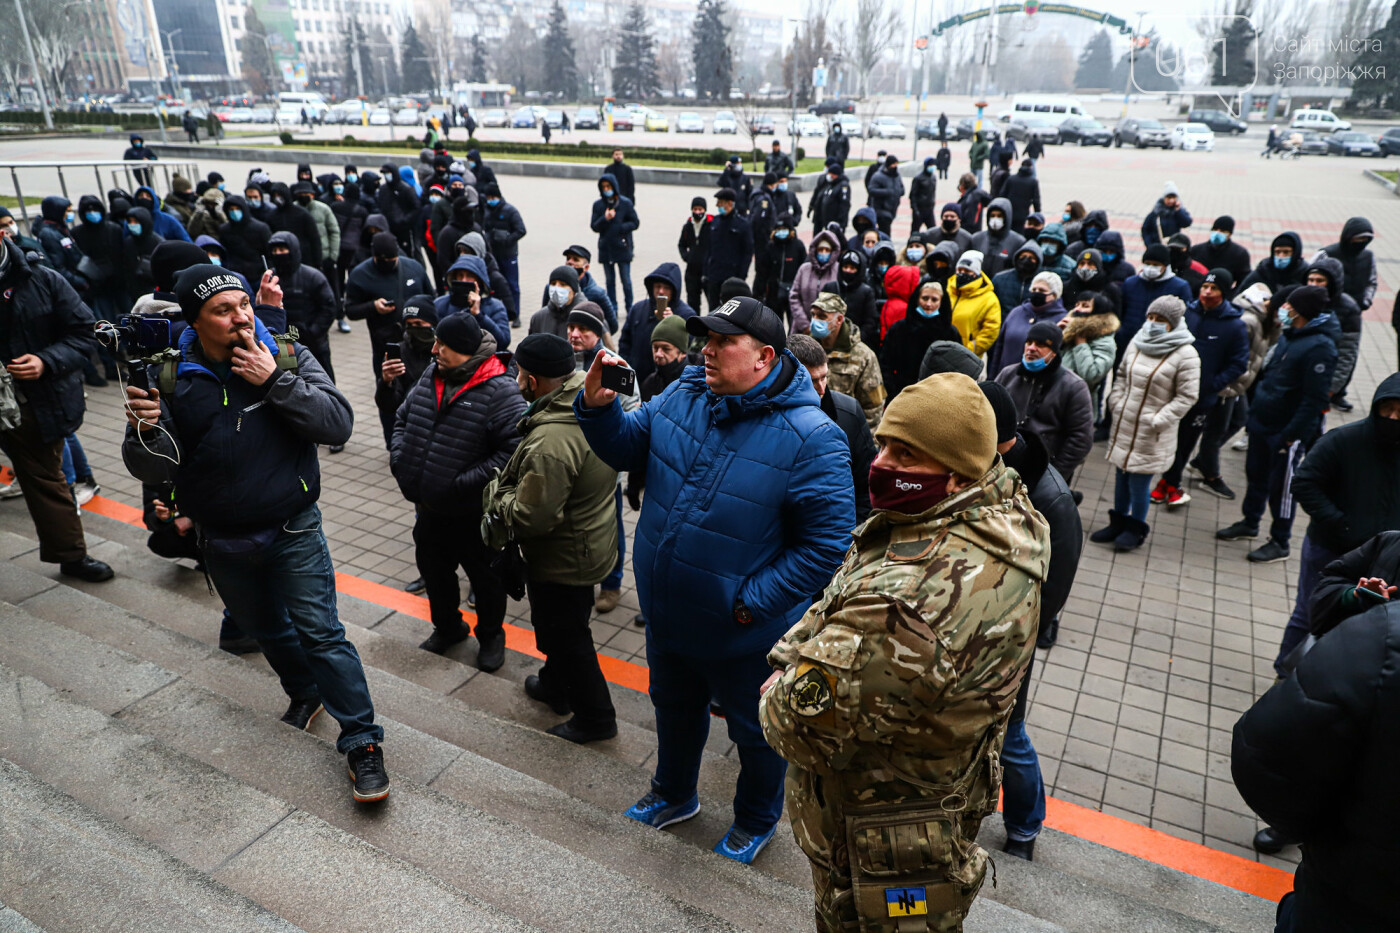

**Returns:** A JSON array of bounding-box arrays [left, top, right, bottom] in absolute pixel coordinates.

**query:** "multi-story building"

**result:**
[[67, 0, 170, 96], [223, 0, 411, 94]]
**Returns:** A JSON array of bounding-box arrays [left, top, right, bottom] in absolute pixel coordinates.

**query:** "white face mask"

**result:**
[[988, 217, 1004, 232], [548, 285, 572, 308], [1139, 265, 1164, 281]]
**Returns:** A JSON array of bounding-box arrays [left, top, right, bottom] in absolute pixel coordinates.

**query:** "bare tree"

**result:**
[[656, 36, 691, 97], [3, 0, 89, 98], [784, 0, 835, 106], [850, 0, 904, 97]]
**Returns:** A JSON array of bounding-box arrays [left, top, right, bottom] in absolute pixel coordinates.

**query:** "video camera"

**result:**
[[95, 314, 180, 391]]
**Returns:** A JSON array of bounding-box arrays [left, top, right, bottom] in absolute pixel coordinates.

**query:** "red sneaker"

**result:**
[[1165, 485, 1192, 509], [1149, 478, 1170, 504]]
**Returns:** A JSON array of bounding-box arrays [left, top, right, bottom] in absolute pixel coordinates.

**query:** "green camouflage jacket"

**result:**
[[826, 319, 886, 432], [760, 460, 1048, 924]]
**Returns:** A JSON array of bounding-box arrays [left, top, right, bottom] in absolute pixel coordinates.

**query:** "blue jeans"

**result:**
[[974, 169, 984, 187], [1001, 718, 1045, 841], [501, 255, 521, 319], [603, 261, 634, 313], [603, 485, 624, 591], [202, 505, 382, 754], [1274, 535, 1340, 675], [646, 641, 786, 834], [1241, 433, 1303, 546], [60, 435, 90, 485], [1114, 470, 1153, 522]]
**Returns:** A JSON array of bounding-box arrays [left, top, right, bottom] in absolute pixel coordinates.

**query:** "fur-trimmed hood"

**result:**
[[1061, 311, 1120, 343]]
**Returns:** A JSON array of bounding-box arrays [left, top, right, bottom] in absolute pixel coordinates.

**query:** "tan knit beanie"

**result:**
[[876, 372, 996, 480]]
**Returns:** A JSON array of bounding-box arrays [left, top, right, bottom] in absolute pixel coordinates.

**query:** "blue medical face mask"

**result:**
[[906, 248, 925, 262], [1022, 353, 1049, 372], [217, 182, 226, 190], [1084, 227, 1101, 246], [1062, 211, 1071, 222], [486, 198, 501, 207], [333, 184, 344, 195], [778, 182, 788, 191], [1145, 321, 1167, 338], [127, 223, 142, 236], [926, 165, 935, 174], [774, 229, 790, 240], [810, 317, 832, 339], [84, 210, 101, 225], [1101, 252, 1118, 264], [345, 173, 358, 184], [716, 205, 728, 216], [815, 250, 832, 263], [1277, 305, 1292, 326], [64, 211, 75, 225], [208, 254, 222, 266], [227, 208, 243, 222], [1210, 231, 1228, 246], [916, 303, 939, 318], [430, 194, 442, 203], [1273, 255, 1291, 268]]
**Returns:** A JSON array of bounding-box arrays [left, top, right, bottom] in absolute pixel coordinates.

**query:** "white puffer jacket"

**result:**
[[1106, 338, 1201, 474]]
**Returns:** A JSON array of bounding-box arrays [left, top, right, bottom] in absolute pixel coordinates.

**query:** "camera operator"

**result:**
[[0, 230, 114, 582], [346, 232, 431, 444], [122, 264, 390, 803], [390, 312, 525, 667]]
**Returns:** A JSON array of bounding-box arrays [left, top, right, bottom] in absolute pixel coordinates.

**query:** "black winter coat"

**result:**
[[880, 310, 962, 399], [821, 388, 875, 524], [1000, 168, 1041, 234], [121, 207, 164, 301], [1247, 314, 1339, 445], [390, 355, 526, 516], [376, 176, 421, 242], [618, 263, 695, 381], [216, 197, 271, 284], [809, 173, 851, 232], [1189, 238, 1251, 294], [704, 211, 753, 283], [836, 252, 880, 350], [678, 215, 709, 274], [1321, 217, 1377, 310], [268, 232, 337, 341], [1292, 373, 1400, 555], [330, 191, 368, 260], [1310, 531, 1400, 637], [909, 171, 937, 212], [825, 132, 850, 165], [344, 256, 432, 348], [591, 176, 639, 264], [1232, 600, 1400, 931], [604, 159, 636, 202], [266, 192, 323, 269], [481, 198, 526, 260], [72, 196, 124, 298], [755, 234, 806, 315], [0, 240, 98, 442]]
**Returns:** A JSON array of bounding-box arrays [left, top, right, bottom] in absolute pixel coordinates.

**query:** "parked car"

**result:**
[[1289, 108, 1351, 133], [867, 116, 907, 139], [712, 110, 738, 134], [611, 108, 633, 131], [832, 113, 862, 138], [788, 113, 826, 137], [1007, 114, 1061, 144], [1187, 109, 1247, 134], [574, 106, 600, 129], [543, 109, 564, 128], [675, 111, 705, 133], [643, 109, 669, 132], [954, 117, 999, 142], [226, 107, 253, 123], [480, 108, 509, 127], [808, 98, 857, 115], [392, 106, 422, 125], [1324, 131, 1383, 157], [1171, 122, 1215, 151], [368, 108, 392, 126], [249, 106, 274, 123], [915, 117, 940, 140], [1378, 127, 1400, 156], [1289, 130, 1330, 155], [1058, 116, 1112, 146], [749, 113, 776, 134], [510, 106, 537, 128], [1114, 117, 1170, 148]]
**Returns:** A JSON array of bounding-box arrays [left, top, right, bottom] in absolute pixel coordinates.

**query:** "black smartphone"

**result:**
[[384, 342, 401, 360], [600, 361, 636, 394]]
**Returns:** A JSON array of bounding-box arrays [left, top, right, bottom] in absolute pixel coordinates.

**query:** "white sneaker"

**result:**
[[0, 480, 23, 500], [73, 481, 99, 506], [1231, 437, 1249, 451], [336, 320, 352, 334]]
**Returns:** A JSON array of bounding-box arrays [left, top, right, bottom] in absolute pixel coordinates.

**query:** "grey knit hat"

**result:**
[[1146, 295, 1187, 328]]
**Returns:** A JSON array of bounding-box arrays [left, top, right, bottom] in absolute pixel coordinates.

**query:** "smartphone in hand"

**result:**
[[384, 342, 401, 360], [600, 361, 636, 394]]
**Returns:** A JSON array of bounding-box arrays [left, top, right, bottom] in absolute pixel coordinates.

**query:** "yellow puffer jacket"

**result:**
[[947, 272, 1001, 356]]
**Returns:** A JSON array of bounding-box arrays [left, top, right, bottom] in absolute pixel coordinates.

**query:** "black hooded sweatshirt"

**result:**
[[121, 207, 164, 300], [215, 195, 272, 284], [1240, 231, 1308, 294], [72, 195, 124, 297], [836, 249, 879, 349], [266, 182, 322, 268], [1320, 217, 1377, 311]]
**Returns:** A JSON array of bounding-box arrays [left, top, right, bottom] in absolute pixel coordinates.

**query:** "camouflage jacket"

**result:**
[[760, 460, 1049, 871], [826, 320, 886, 433]]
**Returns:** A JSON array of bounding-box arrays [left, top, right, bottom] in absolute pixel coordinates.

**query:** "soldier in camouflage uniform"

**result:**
[[810, 291, 886, 432], [760, 372, 1050, 932]]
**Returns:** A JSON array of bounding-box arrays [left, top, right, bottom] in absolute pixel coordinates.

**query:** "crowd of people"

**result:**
[[0, 120, 1389, 931]]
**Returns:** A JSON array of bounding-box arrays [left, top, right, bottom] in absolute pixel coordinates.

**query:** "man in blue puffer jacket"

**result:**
[[575, 295, 853, 865], [434, 254, 511, 348]]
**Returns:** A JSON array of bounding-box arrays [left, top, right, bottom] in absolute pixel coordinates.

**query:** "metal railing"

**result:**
[[0, 159, 204, 223]]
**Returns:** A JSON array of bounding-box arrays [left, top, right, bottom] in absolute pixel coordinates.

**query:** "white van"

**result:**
[[1289, 108, 1351, 133], [1010, 95, 1088, 119], [275, 91, 330, 124]]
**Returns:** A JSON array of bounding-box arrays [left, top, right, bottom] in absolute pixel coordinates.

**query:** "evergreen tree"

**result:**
[[692, 0, 733, 100], [1074, 29, 1114, 89], [1211, 15, 1256, 86], [1109, 34, 1178, 92], [469, 34, 488, 83], [612, 3, 660, 99], [400, 25, 436, 93], [341, 17, 375, 98], [541, 1, 579, 99], [242, 8, 275, 96], [1352, 0, 1400, 108]]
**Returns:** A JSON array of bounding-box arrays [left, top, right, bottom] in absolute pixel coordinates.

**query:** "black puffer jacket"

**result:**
[[268, 232, 336, 342], [0, 239, 97, 442], [820, 388, 875, 524], [121, 207, 164, 300], [266, 183, 323, 268], [1320, 217, 1377, 310], [216, 195, 272, 284], [1233, 600, 1400, 931], [835, 248, 879, 349], [72, 195, 124, 298], [1292, 373, 1400, 555], [330, 184, 368, 260], [1189, 236, 1251, 293], [1310, 531, 1400, 637], [390, 345, 526, 517], [1240, 231, 1308, 294]]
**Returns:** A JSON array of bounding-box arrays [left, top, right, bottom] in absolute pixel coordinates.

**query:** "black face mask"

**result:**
[[1015, 258, 1038, 276], [135, 199, 155, 213], [1029, 292, 1049, 308], [942, 219, 958, 233], [1375, 416, 1400, 445], [296, 196, 312, 207], [931, 262, 949, 277], [839, 269, 860, 288], [449, 280, 476, 304], [405, 325, 436, 350], [271, 254, 296, 278], [955, 271, 978, 287], [374, 257, 398, 274], [692, 211, 705, 221]]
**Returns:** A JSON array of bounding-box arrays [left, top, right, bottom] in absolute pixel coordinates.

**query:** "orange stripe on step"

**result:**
[[82, 494, 1283, 899], [85, 494, 652, 695], [1032, 793, 1292, 901]]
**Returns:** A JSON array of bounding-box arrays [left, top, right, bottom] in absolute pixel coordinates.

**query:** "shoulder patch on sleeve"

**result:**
[[788, 663, 835, 717]]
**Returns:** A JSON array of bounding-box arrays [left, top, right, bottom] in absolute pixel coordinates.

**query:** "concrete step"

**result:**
[[0, 756, 309, 933], [0, 511, 1276, 933]]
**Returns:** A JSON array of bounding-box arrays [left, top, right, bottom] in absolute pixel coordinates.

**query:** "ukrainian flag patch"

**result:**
[[885, 887, 928, 917]]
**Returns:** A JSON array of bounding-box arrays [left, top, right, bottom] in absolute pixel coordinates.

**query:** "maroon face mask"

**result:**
[[869, 464, 952, 514]]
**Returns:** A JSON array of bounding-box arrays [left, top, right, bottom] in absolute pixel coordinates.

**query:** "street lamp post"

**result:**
[[161, 28, 184, 102], [12, 0, 53, 130], [1121, 12, 1148, 119]]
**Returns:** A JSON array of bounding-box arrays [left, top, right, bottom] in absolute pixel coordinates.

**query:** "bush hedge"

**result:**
[[0, 110, 165, 129], [297, 135, 753, 166]]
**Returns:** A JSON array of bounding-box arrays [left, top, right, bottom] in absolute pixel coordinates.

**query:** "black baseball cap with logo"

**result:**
[[686, 296, 787, 352]]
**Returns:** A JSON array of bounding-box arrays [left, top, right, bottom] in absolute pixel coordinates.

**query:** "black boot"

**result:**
[[475, 629, 506, 672], [1114, 516, 1150, 552], [1089, 510, 1126, 544], [419, 623, 470, 654], [1036, 616, 1059, 649], [1252, 826, 1296, 854]]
